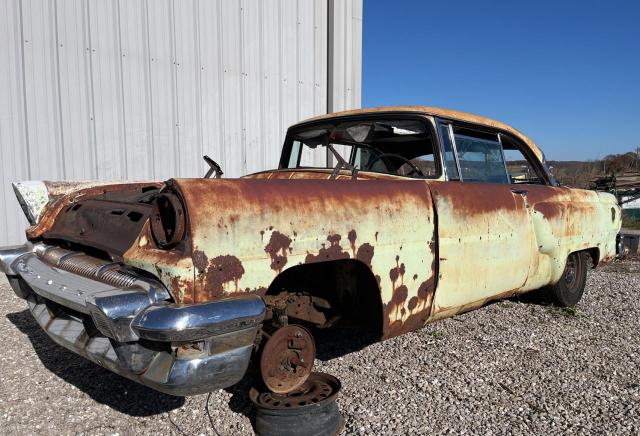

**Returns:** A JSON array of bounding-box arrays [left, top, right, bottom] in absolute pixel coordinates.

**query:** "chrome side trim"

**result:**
[[131, 295, 267, 342], [0, 244, 32, 274]]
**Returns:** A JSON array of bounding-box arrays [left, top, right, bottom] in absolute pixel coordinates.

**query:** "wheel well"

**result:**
[[582, 247, 600, 268], [265, 259, 384, 337]]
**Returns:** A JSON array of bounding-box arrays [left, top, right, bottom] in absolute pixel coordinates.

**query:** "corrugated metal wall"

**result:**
[[0, 0, 362, 245]]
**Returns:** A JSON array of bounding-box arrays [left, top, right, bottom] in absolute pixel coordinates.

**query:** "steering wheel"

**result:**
[[364, 153, 425, 177]]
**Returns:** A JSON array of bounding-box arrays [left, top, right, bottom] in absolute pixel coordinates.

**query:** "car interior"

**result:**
[[285, 118, 440, 178], [284, 117, 547, 184]]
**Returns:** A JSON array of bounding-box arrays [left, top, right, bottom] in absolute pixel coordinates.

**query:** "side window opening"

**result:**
[[452, 126, 509, 184], [501, 136, 546, 185], [408, 153, 436, 177]]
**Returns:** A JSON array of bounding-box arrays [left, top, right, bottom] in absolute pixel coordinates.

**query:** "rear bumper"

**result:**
[[1, 244, 265, 396], [617, 232, 639, 258]]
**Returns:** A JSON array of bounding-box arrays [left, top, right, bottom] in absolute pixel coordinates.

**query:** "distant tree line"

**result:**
[[548, 148, 640, 188]]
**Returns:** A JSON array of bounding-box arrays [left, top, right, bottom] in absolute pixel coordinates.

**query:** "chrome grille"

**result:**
[[90, 308, 116, 338], [38, 247, 138, 289], [99, 268, 137, 288]]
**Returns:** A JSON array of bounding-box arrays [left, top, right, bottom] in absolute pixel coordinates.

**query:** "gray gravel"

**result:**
[[1, 260, 639, 435]]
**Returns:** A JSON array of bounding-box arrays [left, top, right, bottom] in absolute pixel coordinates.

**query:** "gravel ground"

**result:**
[[1, 260, 638, 435]]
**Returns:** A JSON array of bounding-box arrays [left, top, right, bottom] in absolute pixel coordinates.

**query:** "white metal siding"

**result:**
[[328, 0, 362, 112], [0, 0, 362, 245]]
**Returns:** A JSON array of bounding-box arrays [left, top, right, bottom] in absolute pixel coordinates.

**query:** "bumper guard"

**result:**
[[0, 244, 265, 396]]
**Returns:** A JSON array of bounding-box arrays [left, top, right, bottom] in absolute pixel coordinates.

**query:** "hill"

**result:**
[[549, 151, 640, 188]]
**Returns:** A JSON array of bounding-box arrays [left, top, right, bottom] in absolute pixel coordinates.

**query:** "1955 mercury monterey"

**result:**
[[0, 107, 622, 396]]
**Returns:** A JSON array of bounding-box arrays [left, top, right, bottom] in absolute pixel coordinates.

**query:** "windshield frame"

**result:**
[[279, 113, 443, 179]]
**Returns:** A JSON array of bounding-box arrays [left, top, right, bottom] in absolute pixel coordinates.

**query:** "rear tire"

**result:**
[[545, 252, 587, 307]]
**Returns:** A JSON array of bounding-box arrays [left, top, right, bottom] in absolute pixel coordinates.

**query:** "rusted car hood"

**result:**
[[26, 181, 163, 253]]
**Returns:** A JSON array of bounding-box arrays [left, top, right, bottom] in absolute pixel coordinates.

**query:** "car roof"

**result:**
[[292, 106, 544, 162]]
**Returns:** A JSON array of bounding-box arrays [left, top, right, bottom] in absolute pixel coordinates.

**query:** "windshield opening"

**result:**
[[281, 117, 440, 179]]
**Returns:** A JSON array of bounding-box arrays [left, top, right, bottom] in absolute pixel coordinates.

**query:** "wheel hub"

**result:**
[[260, 324, 316, 393], [564, 255, 578, 287]]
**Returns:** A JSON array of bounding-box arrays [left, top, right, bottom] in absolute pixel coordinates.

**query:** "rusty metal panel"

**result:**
[[124, 178, 438, 339], [429, 182, 534, 319], [525, 186, 620, 274], [429, 182, 621, 321]]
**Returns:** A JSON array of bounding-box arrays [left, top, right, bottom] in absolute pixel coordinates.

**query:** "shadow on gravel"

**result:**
[[225, 374, 258, 432], [312, 327, 379, 361], [6, 309, 184, 416], [506, 291, 550, 306]]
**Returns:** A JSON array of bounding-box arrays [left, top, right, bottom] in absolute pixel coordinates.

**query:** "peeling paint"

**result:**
[[17, 108, 621, 343]]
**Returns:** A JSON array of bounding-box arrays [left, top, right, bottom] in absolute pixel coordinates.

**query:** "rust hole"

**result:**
[[128, 211, 143, 222]]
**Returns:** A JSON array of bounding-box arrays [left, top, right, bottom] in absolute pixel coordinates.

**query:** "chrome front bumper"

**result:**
[[1, 244, 265, 396]]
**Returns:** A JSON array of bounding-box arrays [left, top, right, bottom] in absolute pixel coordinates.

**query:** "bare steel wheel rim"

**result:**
[[250, 372, 341, 410], [564, 254, 579, 290]]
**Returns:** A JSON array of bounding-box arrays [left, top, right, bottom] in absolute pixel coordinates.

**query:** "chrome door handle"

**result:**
[[511, 188, 528, 196]]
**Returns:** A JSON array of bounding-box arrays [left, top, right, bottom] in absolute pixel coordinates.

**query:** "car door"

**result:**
[[429, 122, 535, 319]]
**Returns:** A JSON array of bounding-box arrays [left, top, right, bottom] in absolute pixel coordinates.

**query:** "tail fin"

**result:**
[[12, 181, 50, 225]]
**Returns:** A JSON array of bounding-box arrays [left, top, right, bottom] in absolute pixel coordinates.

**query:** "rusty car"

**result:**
[[0, 106, 622, 396]]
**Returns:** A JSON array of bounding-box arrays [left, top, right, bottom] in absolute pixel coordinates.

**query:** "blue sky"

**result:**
[[362, 1, 640, 161]]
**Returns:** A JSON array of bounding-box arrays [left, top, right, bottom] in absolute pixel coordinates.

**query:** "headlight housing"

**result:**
[[150, 192, 186, 249]]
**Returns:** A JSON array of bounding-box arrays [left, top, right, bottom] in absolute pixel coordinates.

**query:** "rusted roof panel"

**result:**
[[294, 106, 545, 162]]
